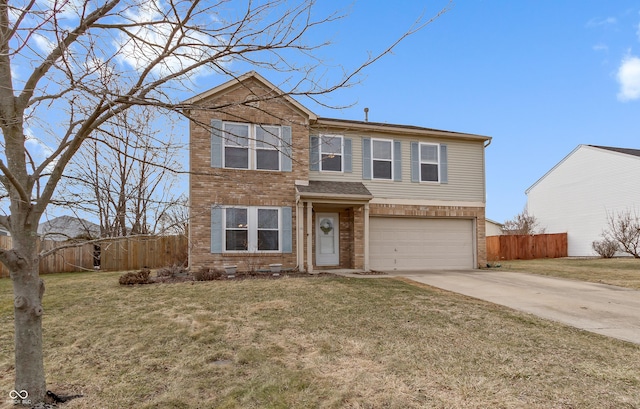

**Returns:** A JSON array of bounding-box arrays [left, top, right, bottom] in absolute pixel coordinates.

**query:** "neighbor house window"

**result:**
[[372, 139, 393, 180], [224, 207, 280, 252], [419, 143, 440, 182], [320, 135, 343, 172], [255, 125, 280, 170]]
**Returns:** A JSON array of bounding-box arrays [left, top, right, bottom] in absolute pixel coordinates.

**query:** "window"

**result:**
[[223, 123, 250, 169], [372, 139, 393, 179], [217, 122, 289, 171], [255, 125, 280, 170], [223, 207, 281, 252], [320, 135, 343, 172], [420, 143, 440, 182]]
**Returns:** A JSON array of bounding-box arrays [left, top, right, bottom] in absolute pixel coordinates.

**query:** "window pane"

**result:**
[[258, 209, 278, 229], [256, 150, 279, 170], [420, 144, 438, 162], [225, 147, 248, 169], [321, 136, 342, 154], [321, 154, 342, 171], [223, 123, 249, 147], [226, 208, 247, 228], [373, 160, 392, 179], [256, 126, 280, 149], [226, 230, 248, 251], [258, 230, 279, 251], [373, 140, 392, 160], [421, 163, 439, 182]]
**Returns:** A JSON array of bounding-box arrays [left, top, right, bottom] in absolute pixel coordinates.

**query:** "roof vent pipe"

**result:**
[[364, 107, 369, 122]]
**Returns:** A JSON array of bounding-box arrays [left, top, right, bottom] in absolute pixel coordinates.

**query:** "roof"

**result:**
[[182, 71, 317, 120], [525, 144, 640, 194], [314, 117, 491, 142], [38, 215, 100, 241], [184, 71, 492, 143], [588, 145, 640, 158], [296, 181, 373, 201]]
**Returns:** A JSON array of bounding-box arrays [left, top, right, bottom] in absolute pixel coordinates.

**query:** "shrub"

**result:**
[[592, 238, 619, 258], [193, 267, 222, 281], [119, 268, 151, 285], [157, 264, 188, 278]]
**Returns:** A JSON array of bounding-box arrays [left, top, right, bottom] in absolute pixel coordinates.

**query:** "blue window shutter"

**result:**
[[211, 207, 223, 253], [440, 144, 448, 184], [344, 138, 352, 173], [210, 119, 223, 168], [411, 142, 419, 182], [281, 207, 292, 253], [393, 140, 402, 181], [309, 135, 319, 171], [362, 138, 371, 180], [281, 126, 292, 172]]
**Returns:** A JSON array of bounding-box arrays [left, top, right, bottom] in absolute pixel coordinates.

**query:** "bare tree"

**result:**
[[601, 209, 640, 258], [503, 209, 545, 235], [63, 107, 183, 237], [0, 0, 448, 403]]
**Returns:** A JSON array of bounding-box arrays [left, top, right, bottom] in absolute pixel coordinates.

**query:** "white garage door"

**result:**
[[370, 217, 474, 271]]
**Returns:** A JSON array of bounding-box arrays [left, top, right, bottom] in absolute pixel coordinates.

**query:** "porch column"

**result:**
[[364, 203, 370, 271], [296, 200, 304, 271], [306, 201, 313, 274]]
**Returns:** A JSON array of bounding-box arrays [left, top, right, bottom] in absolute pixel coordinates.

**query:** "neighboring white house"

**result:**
[[485, 218, 504, 236], [526, 144, 640, 256]]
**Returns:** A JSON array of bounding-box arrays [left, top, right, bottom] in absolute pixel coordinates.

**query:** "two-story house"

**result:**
[[186, 72, 490, 272]]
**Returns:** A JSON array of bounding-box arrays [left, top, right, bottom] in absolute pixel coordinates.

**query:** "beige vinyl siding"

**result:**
[[309, 132, 486, 202]]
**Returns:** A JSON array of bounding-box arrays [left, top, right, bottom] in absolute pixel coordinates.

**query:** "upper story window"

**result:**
[[255, 125, 281, 170], [320, 135, 343, 172], [211, 120, 292, 172], [420, 143, 440, 182], [372, 139, 393, 180]]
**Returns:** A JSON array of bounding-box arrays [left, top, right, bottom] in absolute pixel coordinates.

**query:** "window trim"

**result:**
[[319, 134, 344, 173], [221, 122, 283, 171], [223, 206, 282, 253], [419, 142, 441, 183], [371, 138, 394, 180]]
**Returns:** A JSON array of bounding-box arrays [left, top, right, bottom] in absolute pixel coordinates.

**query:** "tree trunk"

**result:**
[[10, 231, 46, 404]]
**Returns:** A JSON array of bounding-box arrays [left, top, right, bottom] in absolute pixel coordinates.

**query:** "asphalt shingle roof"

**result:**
[[296, 181, 372, 197], [589, 145, 640, 158]]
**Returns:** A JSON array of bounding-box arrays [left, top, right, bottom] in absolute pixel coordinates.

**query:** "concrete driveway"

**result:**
[[388, 270, 640, 345]]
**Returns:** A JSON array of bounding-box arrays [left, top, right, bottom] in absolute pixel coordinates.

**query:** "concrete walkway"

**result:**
[[339, 269, 640, 345]]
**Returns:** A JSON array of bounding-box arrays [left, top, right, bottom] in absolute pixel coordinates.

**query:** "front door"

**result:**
[[316, 213, 339, 266]]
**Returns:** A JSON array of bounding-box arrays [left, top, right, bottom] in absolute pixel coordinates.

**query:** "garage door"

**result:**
[[369, 217, 474, 271]]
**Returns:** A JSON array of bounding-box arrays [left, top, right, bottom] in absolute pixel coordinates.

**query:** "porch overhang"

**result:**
[[295, 181, 373, 274]]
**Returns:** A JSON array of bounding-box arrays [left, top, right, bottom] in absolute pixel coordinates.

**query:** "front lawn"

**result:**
[[500, 257, 640, 289], [1, 271, 639, 408]]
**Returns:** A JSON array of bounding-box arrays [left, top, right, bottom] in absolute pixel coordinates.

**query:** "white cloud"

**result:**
[[33, 33, 55, 55], [593, 43, 608, 52], [617, 55, 640, 101], [114, 0, 223, 79], [586, 17, 617, 28]]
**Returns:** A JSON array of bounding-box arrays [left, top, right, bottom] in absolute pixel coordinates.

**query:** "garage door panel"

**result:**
[[370, 217, 474, 271]]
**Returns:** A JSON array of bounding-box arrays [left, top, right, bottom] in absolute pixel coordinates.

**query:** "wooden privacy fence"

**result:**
[[487, 233, 568, 261], [0, 235, 188, 277]]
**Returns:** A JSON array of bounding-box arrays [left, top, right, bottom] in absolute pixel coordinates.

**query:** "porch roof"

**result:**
[[296, 181, 373, 202]]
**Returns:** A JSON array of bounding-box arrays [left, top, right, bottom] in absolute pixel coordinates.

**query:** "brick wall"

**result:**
[[189, 78, 310, 271]]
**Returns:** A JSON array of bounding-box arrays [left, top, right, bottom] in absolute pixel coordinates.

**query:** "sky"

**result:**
[[188, 0, 640, 224], [7, 0, 640, 226]]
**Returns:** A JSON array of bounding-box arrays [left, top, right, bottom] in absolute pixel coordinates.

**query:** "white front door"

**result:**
[[316, 213, 339, 266]]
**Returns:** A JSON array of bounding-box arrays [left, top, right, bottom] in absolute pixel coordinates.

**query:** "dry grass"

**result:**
[[0, 271, 639, 408], [500, 258, 640, 289]]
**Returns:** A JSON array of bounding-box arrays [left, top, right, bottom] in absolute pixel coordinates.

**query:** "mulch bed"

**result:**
[[121, 270, 338, 285]]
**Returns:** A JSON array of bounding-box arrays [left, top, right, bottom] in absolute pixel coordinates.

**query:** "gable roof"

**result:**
[[525, 144, 640, 194], [588, 145, 640, 158], [182, 71, 317, 120], [315, 117, 491, 142], [38, 215, 100, 241]]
